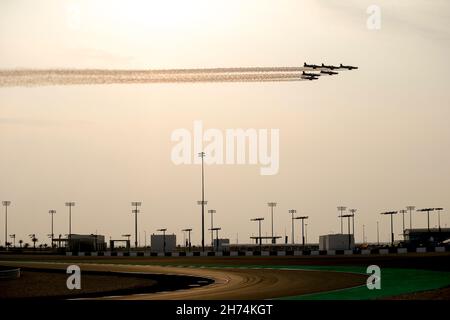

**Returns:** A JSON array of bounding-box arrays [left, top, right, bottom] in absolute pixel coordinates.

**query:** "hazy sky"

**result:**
[[1, 0, 450, 247]]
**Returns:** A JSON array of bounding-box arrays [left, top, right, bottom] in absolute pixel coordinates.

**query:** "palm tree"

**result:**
[[19, 239, 23, 248]]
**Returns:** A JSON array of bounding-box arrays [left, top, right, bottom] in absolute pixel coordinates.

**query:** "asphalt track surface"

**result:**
[[0, 260, 366, 300]]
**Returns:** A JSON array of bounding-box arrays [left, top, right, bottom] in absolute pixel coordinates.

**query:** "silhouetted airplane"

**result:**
[[321, 63, 339, 70], [302, 71, 321, 77], [339, 64, 358, 70], [304, 62, 320, 69], [321, 70, 338, 75], [301, 75, 319, 81]]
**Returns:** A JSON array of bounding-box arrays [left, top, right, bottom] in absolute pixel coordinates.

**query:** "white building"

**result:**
[[151, 234, 176, 252], [319, 234, 354, 250], [213, 238, 230, 251]]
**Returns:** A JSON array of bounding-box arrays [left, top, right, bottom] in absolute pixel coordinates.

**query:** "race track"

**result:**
[[0, 261, 366, 300]]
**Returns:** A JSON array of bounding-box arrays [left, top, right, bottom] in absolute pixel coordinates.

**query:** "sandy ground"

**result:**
[[0, 269, 156, 299]]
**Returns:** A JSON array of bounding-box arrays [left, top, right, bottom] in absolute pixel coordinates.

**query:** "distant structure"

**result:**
[[319, 234, 355, 250], [151, 233, 176, 253], [66, 234, 106, 252], [404, 228, 450, 246], [214, 238, 230, 251]]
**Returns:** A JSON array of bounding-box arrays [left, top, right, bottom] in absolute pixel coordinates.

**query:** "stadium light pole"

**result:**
[[208, 209, 216, 247], [337, 206, 346, 234], [377, 221, 380, 245], [2, 201, 11, 250], [406, 206, 415, 230], [399, 209, 407, 239], [305, 223, 308, 245], [251, 218, 264, 250], [157, 228, 167, 253], [294, 216, 308, 247], [198, 151, 206, 252], [417, 208, 435, 232], [131, 202, 142, 248], [182, 228, 192, 251], [288, 209, 297, 244], [49, 209, 56, 247], [363, 224, 365, 244], [65, 202, 75, 240], [339, 214, 353, 249], [349, 209, 357, 238], [380, 211, 398, 245], [267, 202, 277, 243], [209, 227, 221, 252], [435, 208, 443, 232], [197, 200, 208, 251]]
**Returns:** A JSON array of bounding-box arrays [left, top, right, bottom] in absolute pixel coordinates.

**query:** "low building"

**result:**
[[151, 234, 176, 252], [213, 238, 230, 251], [404, 228, 450, 245], [319, 234, 354, 250], [68, 234, 106, 252]]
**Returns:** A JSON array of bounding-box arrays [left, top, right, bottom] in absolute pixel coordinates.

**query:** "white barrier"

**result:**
[[416, 247, 426, 253], [277, 251, 286, 256], [435, 247, 445, 253], [245, 251, 253, 256], [230, 251, 238, 256], [311, 251, 320, 256], [327, 250, 336, 256], [379, 249, 389, 255], [293, 250, 303, 256], [361, 249, 371, 255], [397, 248, 407, 254]]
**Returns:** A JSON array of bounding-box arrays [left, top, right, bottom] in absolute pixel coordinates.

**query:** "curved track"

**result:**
[[0, 261, 366, 300]]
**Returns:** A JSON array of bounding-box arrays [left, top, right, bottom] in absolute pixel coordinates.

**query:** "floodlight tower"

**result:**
[[2, 201, 11, 250], [198, 151, 206, 252], [182, 228, 192, 251], [349, 209, 357, 237], [251, 217, 264, 250], [305, 223, 308, 245], [49, 209, 56, 247], [209, 227, 221, 251], [294, 216, 308, 247], [131, 202, 141, 248], [417, 208, 435, 232], [337, 206, 346, 234], [288, 209, 297, 244], [399, 209, 407, 239], [339, 214, 353, 249], [435, 208, 444, 232], [208, 209, 216, 247], [406, 206, 415, 229], [65, 202, 75, 240], [267, 202, 277, 243], [157, 228, 167, 253], [380, 211, 398, 245]]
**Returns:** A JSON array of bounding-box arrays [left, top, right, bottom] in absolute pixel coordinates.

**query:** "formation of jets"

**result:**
[[301, 62, 358, 81]]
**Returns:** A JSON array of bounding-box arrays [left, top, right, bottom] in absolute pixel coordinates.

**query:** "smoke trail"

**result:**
[[0, 67, 315, 87]]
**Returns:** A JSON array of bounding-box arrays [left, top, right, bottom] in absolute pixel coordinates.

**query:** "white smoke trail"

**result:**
[[0, 67, 318, 87]]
